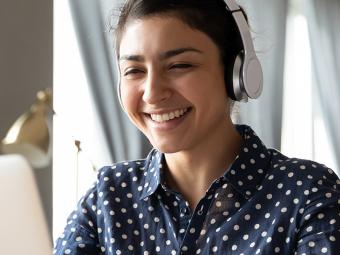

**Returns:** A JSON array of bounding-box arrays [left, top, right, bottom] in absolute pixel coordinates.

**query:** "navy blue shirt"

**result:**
[[54, 125, 340, 255]]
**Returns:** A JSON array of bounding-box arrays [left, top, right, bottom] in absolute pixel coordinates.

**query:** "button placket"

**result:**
[[179, 196, 214, 254]]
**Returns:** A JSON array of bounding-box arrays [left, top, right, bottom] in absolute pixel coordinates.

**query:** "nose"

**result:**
[[142, 70, 171, 104]]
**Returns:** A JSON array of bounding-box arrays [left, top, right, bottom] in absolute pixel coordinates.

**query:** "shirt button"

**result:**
[[180, 208, 187, 214]]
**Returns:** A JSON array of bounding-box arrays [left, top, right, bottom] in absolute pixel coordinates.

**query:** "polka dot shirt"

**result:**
[[54, 125, 340, 255]]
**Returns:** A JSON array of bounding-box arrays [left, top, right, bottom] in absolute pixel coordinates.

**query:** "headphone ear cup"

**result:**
[[225, 54, 237, 101], [225, 51, 245, 102]]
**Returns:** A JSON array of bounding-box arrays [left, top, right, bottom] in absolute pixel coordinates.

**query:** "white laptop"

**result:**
[[0, 154, 52, 254]]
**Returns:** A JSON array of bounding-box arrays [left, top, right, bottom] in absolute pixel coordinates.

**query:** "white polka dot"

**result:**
[[308, 241, 315, 247], [181, 246, 188, 251], [325, 192, 332, 198]]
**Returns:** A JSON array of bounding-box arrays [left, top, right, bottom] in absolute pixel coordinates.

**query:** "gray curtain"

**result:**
[[236, 0, 288, 149], [303, 0, 340, 169], [68, 0, 151, 163]]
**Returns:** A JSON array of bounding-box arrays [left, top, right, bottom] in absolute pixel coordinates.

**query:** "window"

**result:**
[[281, 0, 337, 171], [53, 0, 99, 240]]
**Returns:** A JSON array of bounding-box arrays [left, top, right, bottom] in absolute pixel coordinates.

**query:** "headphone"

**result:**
[[224, 0, 263, 102]]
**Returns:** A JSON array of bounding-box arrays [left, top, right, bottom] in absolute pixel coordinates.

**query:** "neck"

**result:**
[[164, 121, 242, 210]]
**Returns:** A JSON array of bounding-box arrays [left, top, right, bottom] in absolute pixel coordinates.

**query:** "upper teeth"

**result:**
[[150, 108, 188, 123]]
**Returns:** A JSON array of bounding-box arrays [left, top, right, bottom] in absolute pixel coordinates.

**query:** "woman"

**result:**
[[54, 0, 340, 254]]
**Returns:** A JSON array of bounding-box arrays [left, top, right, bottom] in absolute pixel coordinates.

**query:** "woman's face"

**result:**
[[119, 16, 231, 153]]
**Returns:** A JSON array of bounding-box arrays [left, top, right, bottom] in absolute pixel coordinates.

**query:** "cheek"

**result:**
[[120, 85, 140, 115]]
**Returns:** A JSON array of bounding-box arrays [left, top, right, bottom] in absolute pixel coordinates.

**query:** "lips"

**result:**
[[149, 108, 190, 123]]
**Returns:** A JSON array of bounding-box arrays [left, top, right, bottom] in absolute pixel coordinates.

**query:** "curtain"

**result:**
[[303, 0, 340, 169], [236, 0, 288, 149], [68, 0, 151, 163]]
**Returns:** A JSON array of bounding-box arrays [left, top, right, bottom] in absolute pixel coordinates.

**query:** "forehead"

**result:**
[[119, 16, 218, 59]]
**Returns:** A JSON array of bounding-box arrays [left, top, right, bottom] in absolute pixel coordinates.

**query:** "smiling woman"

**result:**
[[54, 0, 340, 254]]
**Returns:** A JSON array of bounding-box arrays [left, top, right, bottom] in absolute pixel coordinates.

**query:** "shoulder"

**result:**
[[264, 149, 339, 200], [94, 149, 158, 194]]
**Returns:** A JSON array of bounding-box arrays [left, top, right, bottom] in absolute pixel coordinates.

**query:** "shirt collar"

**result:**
[[140, 125, 272, 201], [140, 148, 163, 200]]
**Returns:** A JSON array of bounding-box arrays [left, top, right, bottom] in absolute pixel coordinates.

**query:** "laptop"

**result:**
[[0, 154, 52, 254]]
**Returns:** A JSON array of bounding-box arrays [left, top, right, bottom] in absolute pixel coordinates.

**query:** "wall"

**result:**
[[0, 0, 53, 234]]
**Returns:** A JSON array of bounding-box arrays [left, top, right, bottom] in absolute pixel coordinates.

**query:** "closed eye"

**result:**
[[170, 63, 193, 69], [123, 68, 144, 76]]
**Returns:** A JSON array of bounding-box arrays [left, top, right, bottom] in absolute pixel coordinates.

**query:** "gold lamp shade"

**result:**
[[1, 89, 52, 168]]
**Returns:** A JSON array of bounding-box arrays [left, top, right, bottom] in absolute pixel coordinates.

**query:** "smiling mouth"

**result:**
[[148, 107, 191, 123]]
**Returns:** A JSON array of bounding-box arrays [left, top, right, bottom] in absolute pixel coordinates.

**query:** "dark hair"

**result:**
[[111, 0, 249, 108]]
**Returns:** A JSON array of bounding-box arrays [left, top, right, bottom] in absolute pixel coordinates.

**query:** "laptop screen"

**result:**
[[0, 154, 52, 254]]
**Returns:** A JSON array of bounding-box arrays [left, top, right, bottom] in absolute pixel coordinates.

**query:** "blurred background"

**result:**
[[0, 0, 339, 243], [0, 0, 53, 234]]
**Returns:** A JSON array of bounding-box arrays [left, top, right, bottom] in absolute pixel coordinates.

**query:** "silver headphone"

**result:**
[[225, 0, 263, 102]]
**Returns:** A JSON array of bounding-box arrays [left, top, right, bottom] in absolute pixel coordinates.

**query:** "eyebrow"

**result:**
[[119, 47, 203, 62]]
